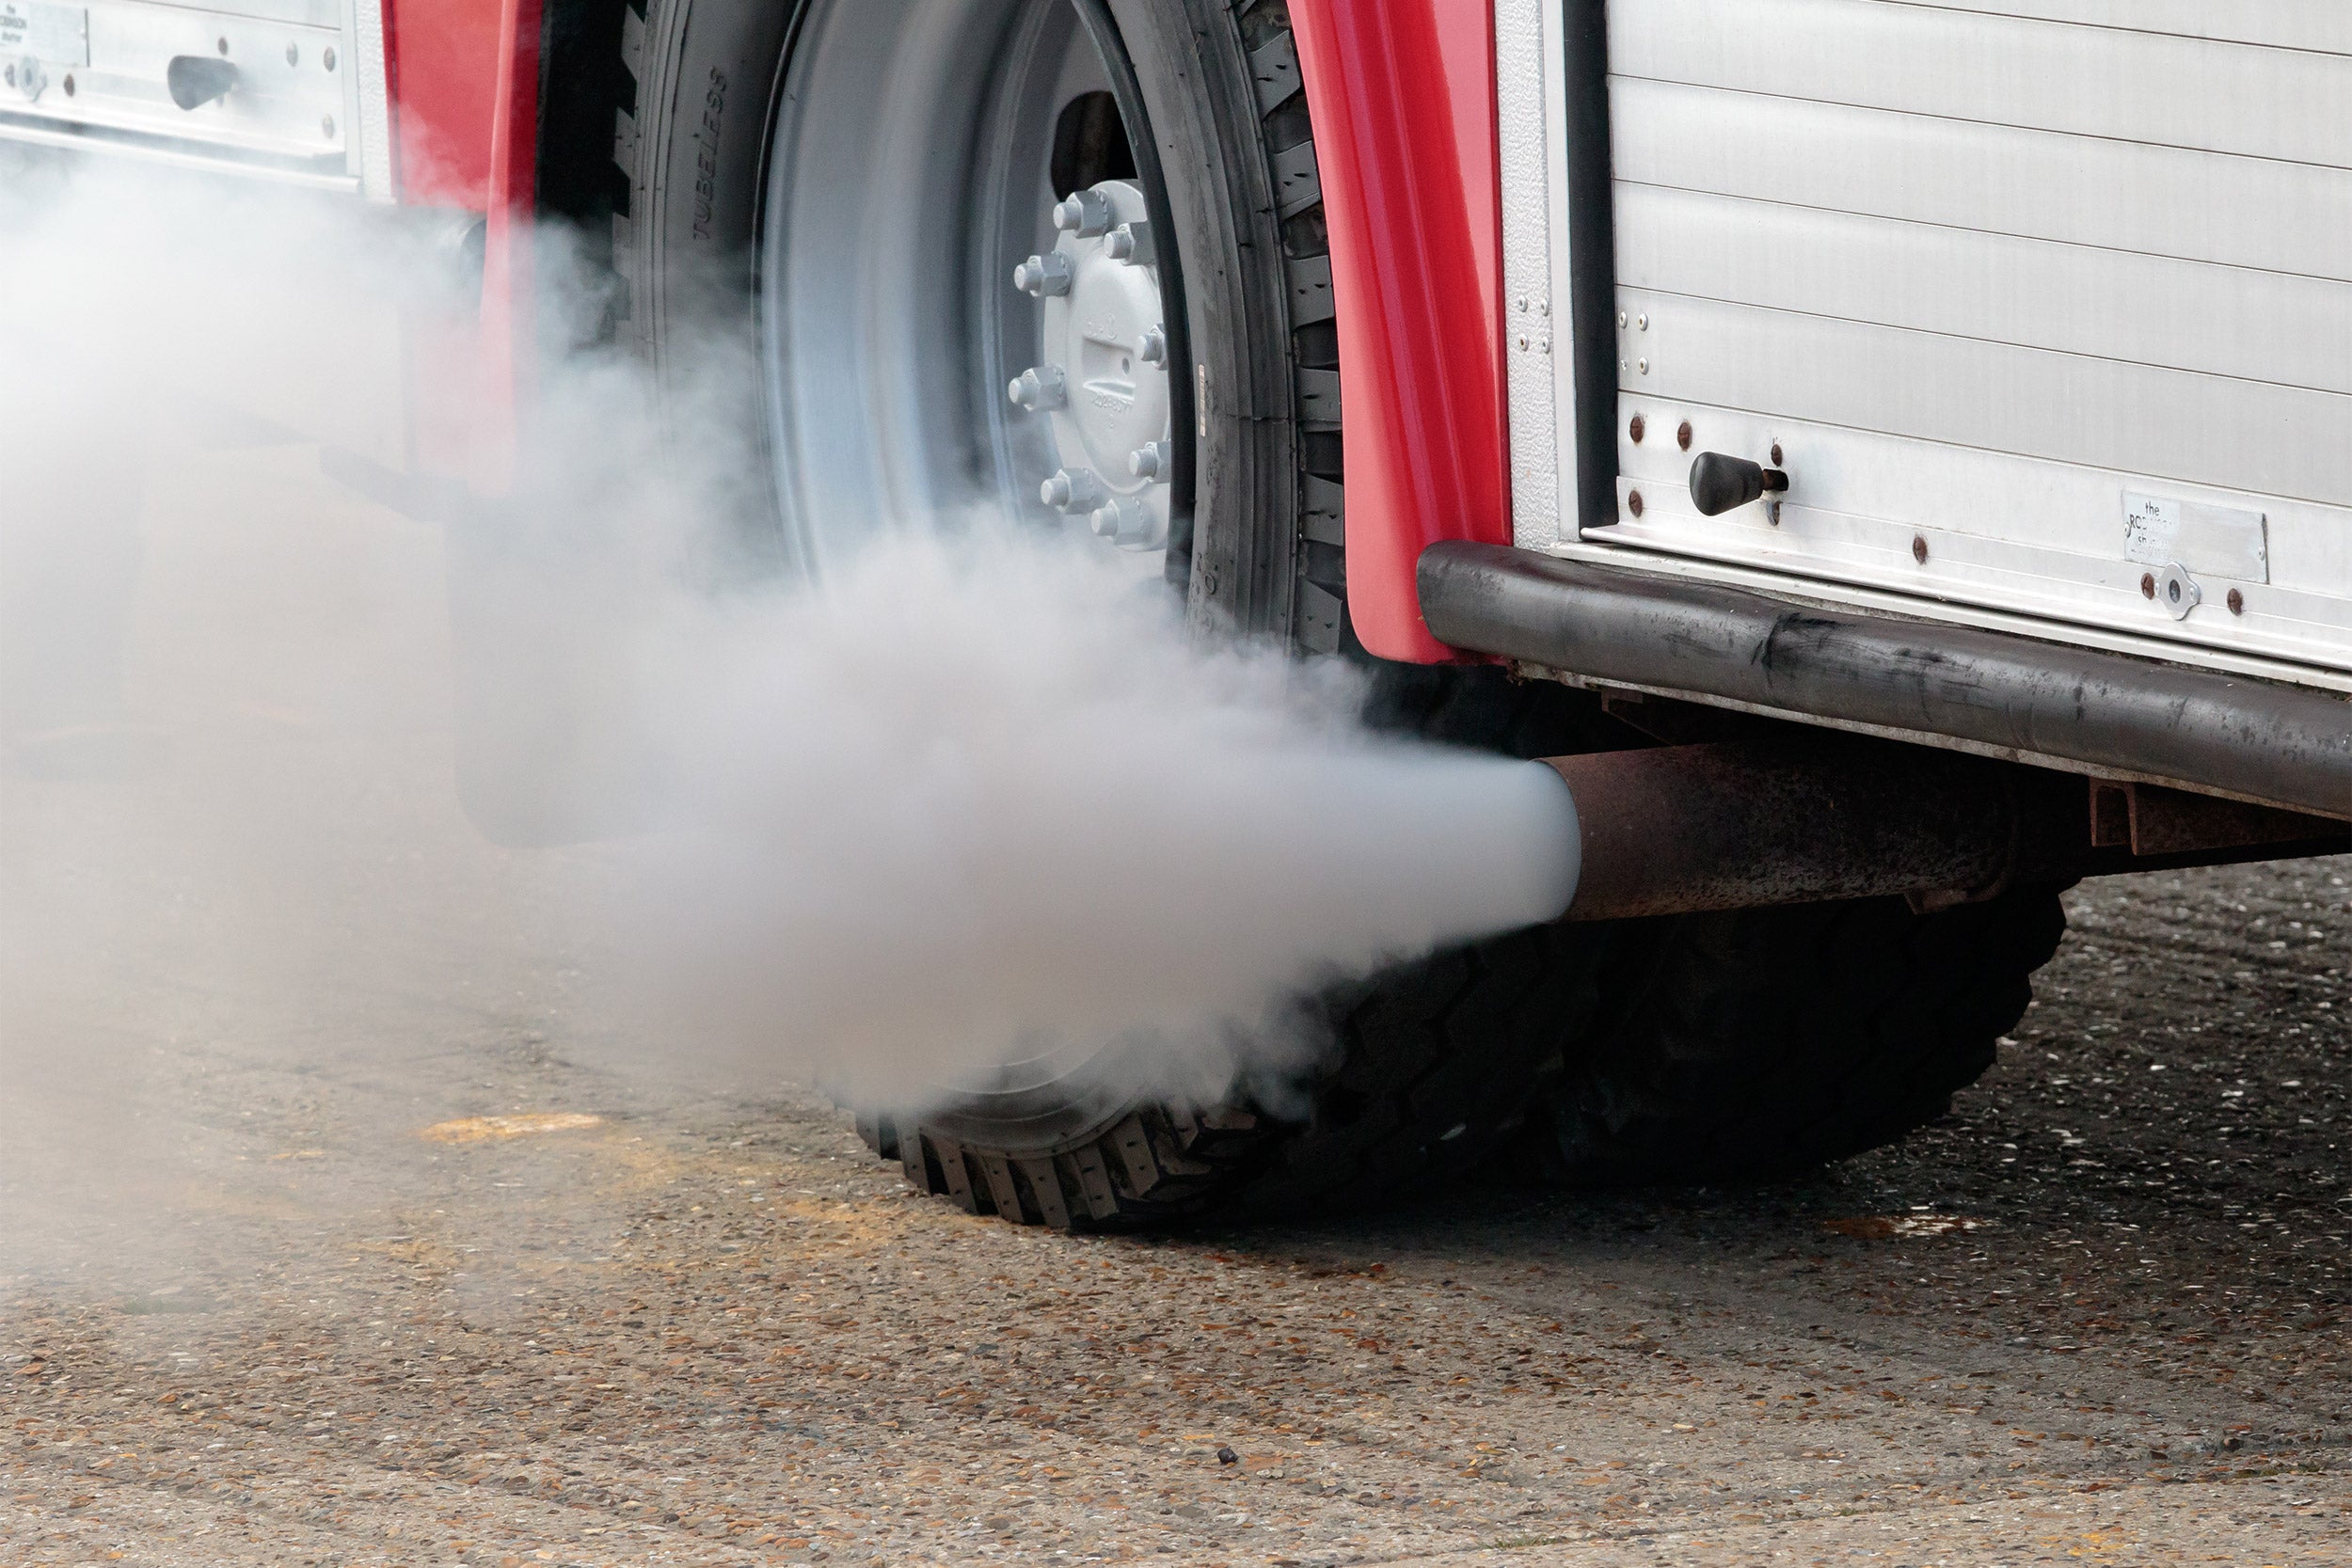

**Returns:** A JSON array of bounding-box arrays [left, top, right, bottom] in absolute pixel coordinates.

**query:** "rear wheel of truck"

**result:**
[[601, 0, 1630, 1226], [1508, 886, 2072, 1187]]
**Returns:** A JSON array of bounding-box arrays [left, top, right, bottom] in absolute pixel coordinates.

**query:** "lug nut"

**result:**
[[1041, 467, 1105, 514], [1136, 326, 1168, 367], [1104, 222, 1154, 265], [1128, 441, 1172, 481], [1091, 499, 1169, 551], [1013, 252, 1073, 297], [1052, 189, 1114, 238], [1008, 366, 1068, 412]]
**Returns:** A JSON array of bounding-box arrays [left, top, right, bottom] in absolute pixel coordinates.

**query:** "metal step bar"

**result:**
[[1420, 541, 2352, 822]]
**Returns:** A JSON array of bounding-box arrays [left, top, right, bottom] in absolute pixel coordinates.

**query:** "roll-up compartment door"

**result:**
[[1582, 0, 2352, 681]]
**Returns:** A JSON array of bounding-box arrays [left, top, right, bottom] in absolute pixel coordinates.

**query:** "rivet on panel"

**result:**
[[1677, 420, 1692, 451], [2140, 573, 2157, 600], [1771, 441, 1785, 467], [1628, 491, 1645, 518], [1637, 358, 1650, 375], [1629, 414, 1645, 444], [2227, 588, 2246, 616], [1912, 535, 1929, 565]]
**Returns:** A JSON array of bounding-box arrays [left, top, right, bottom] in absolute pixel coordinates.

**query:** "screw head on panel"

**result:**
[[1629, 414, 1645, 445], [1677, 420, 1693, 451], [1912, 535, 1930, 565], [1628, 490, 1645, 518], [2228, 588, 2246, 616], [2141, 573, 2157, 600]]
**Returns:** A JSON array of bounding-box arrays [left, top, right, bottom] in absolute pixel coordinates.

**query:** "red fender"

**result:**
[[375, 0, 539, 492], [1290, 0, 1509, 663], [381, 0, 508, 208]]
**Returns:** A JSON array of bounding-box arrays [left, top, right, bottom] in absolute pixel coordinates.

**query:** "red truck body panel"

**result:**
[[387, 0, 1505, 655], [383, 0, 505, 207], [1290, 0, 1508, 663], [381, 0, 538, 489]]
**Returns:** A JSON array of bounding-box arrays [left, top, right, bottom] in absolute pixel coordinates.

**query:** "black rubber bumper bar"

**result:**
[[1419, 542, 2352, 821]]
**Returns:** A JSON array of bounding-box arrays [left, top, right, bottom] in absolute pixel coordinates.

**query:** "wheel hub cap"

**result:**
[[1009, 179, 1172, 551]]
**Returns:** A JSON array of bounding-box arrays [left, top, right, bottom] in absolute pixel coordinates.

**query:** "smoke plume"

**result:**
[[0, 154, 1575, 1209]]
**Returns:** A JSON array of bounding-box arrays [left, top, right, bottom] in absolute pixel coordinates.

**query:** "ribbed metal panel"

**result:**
[[1594, 0, 2352, 678]]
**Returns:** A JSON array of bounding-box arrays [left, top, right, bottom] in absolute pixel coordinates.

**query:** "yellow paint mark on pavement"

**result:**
[[420, 1113, 605, 1144]]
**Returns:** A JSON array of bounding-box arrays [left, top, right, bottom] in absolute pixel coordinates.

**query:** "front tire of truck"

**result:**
[[599, 0, 1637, 1227]]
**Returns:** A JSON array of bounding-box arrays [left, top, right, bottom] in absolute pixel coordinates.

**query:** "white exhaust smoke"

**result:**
[[0, 156, 1576, 1206]]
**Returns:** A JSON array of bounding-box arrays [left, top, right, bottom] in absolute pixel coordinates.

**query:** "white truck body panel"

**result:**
[[0, 0, 390, 197], [1502, 0, 2352, 690]]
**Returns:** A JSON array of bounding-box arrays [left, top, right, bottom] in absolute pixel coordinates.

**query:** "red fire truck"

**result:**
[[10, 0, 2346, 1227]]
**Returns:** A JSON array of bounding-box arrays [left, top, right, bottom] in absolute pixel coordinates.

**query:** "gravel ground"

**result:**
[[2, 440, 2349, 1565], [4, 855, 2347, 1567]]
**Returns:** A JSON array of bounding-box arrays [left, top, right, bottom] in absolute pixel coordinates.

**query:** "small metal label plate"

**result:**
[[2122, 492, 2270, 584], [0, 0, 86, 66]]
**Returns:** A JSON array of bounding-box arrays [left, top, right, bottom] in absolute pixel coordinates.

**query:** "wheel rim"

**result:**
[[757, 0, 1179, 580]]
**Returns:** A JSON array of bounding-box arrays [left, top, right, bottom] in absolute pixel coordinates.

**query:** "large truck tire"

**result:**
[[599, 0, 1632, 1226], [1508, 888, 2072, 1187]]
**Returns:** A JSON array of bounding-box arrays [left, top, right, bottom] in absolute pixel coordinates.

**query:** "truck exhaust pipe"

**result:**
[[1534, 740, 2044, 922], [1532, 738, 2348, 922]]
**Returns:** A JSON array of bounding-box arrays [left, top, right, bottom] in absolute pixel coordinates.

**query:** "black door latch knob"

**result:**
[[1687, 451, 1789, 517], [167, 56, 239, 111]]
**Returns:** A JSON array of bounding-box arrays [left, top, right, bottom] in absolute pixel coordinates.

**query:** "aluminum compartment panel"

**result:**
[[1503, 0, 2352, 682]]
